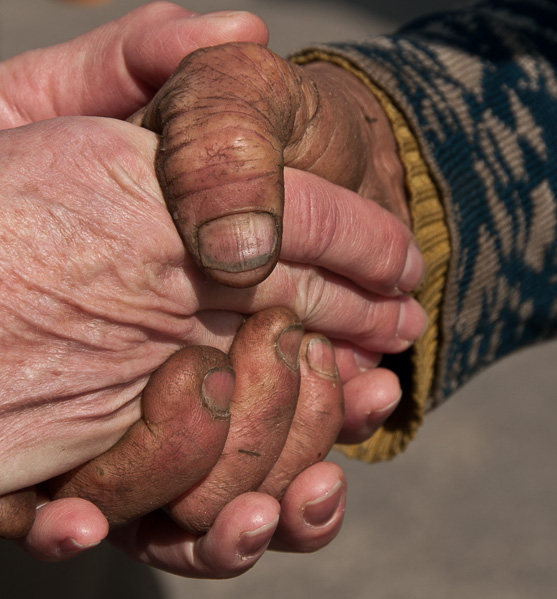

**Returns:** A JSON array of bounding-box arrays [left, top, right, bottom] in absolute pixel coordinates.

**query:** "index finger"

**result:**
[[49, 346, 234, 528]]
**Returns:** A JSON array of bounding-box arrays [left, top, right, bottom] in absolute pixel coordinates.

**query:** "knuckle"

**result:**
[[296, 267, 328, 323], [296, 178, 340, 264], [372, 221, 410, 288]]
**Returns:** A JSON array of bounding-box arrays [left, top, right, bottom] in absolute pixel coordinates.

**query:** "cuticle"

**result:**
[[275, 323, 303, 371]]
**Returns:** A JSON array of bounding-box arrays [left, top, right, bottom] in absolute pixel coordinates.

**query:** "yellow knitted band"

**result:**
[[291, 51, 452, 462]]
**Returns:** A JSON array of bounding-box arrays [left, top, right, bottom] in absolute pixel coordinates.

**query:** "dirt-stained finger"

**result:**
[[141, 43, 371, 288], [258, 334, 344, 500], [167, 307, 303, 533], [49, 346, 234, 528]]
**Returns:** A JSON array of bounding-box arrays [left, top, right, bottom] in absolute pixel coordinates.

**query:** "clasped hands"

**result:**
[[0, 3, 426, 578]]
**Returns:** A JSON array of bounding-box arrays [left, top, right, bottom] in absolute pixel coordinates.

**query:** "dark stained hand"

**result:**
[[135, 42, 410, 288]]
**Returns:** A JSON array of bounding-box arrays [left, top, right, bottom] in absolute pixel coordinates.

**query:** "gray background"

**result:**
[[1, 1, 556, 598]]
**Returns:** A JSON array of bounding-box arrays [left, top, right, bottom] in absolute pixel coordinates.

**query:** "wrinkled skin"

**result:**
[[0, 116, 421, 505], [134, 42, 411, 288], [1, 5, 426, 572], [1, 306, 345, 542], [0, 114, 422, 554], [50, 307, 345, 536], [49, 346, 235, 528]]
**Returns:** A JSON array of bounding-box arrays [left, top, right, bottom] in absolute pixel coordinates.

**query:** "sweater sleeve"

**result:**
[[292, 0, 557, 462]]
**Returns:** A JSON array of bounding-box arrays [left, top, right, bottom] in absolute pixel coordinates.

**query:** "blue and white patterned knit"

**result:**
[[297, 0, 557, 407]]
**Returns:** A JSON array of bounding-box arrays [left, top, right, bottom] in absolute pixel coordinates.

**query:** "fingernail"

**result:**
[[398, 241, 425, 292], [353, 349, 381, 372], [58, 537, 101, 556], [198, 213, 278, 273], [201, 367, 235, 419], [374, 389, 403, 416], [303, 480, 343, 528], [238, 516, 279, 560], [397, 297, 428, 344], [306, 337, 338, 377], [276, 324, 304, 370]]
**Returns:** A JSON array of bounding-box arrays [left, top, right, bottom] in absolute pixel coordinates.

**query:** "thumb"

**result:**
[[140, 43, 370, 288], [0, 3, 268, 126]]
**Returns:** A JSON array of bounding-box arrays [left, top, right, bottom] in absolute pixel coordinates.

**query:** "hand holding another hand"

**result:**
[[134, 41, 416, 290], [14, 307, 347, 578], [0, 112, 420, 502], [0, 114, 411, 576], [0, 4, 427, 578]]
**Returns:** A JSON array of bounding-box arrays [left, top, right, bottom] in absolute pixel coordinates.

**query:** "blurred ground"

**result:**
[[1, 1, 556, 598]]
